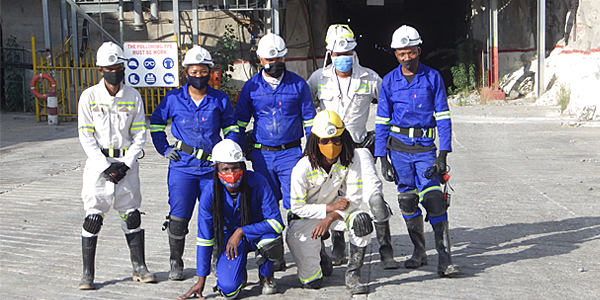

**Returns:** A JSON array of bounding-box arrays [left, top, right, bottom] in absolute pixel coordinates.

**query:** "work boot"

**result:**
[[330, 230, 347, 266], [259, 274, 277, 295], [78, 236, 97, 290], [320, 240, 333, 276], [345, 244, 368, 295], [432, 220, 462, 277], [125, 230, 157, 283], [302, 278, 323, 289], [404, 215, 428, 269], [273, 236, 286, 272], [168, 235, 185, 280], [374, 221, 400, 269]]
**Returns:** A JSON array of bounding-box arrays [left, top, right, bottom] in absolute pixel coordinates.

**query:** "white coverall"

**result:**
[[286, 152, 371, 284], [306, 53, 384, 206], [78, 79, 147, 237]]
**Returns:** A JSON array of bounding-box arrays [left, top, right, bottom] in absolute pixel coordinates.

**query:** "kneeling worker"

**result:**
[[178, 140, 284, 299], [287, 110, 373, 295]]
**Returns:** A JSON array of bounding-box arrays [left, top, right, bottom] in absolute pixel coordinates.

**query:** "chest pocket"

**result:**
[[91, 104, 110, 130]]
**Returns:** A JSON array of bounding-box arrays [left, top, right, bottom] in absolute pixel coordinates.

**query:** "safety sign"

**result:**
[[124, 42, 179, 87]]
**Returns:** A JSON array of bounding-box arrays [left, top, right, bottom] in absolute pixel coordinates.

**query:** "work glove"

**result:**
[[379, 156, 395, 182], [165, 146, 181, 162], [432, 151, 448, 175], [103, 162, 129, 184]]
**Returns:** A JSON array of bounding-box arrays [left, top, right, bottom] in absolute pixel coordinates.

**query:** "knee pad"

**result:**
[[421, 191, 447, 217], [369, 194, 391, 223], [257, 236, 284, 264], [82, 214, 104, 235], [166, 215, 189, 239], [349, 212, 373, 238], [398, 193, 419, 216], [122, 209, 141, 230]]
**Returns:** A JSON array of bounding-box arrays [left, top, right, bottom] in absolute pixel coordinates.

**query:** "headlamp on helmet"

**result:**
[[313, 110, 345, 139], [325, 24, 357, 53], [390, 25, 423, 49], [257, 33, 288, 59]]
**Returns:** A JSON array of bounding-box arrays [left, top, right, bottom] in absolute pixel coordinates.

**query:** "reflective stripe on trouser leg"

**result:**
[[286, 219, 323, 284], [216, 236, 249, 296]]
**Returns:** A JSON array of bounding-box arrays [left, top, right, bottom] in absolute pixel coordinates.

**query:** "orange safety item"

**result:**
[[30, 73, 57, 99]]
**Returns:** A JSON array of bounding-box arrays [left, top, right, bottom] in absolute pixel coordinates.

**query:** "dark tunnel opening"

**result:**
[[327, 0, 472, 90]]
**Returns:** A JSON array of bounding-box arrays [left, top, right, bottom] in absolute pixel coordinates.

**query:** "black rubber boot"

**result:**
[[78, 236, 97, 290], [320, 240, 333, 276], [272, 235, 286, 272], [432, 220, 461, 277], [125, 230, 157, 283], [330, 230, 347, 266], [374, 221, 400, 269], [302, 278, 323, 289], [345, 244, 368, 295], [168, 236, 185, 280], [404, 215, 428, 269]]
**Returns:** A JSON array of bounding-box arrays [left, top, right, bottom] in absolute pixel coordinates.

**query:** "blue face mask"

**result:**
[[332, 55, 353, 73]]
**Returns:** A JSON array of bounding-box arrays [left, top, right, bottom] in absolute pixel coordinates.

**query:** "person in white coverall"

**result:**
[[77, 41, 156, 290], [287, 110, 373, 295], [307, 24, 399, 270]]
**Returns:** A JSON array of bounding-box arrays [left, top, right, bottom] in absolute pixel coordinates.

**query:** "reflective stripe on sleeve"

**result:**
[[303, 119, 314, 128], [375, 116, 391, 125], [197, 237, 215, 247], [266, 219, 283, 234], [149, 124, 166, 132], [434, 111, 451, 121], [78, 124, 95, 133]]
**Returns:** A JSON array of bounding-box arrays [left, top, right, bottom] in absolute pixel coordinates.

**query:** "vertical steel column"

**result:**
[[42, 0, 52, 54], [173, 0, 180, 46], [133, 0, 144, 31], [490, 0, 499, 89], [272, 0, 280, 35], [192, 0, 199, 45], [119, 0, 124, 45], [60, 0, 69, 46], [71, 5, 79, 67], [537, 0, 546, 96], [150, 0, 159, 23]]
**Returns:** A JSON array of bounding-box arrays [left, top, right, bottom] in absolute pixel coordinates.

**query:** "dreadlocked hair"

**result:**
[[303, 130, 355, 169], [212, 163, 252, 255]]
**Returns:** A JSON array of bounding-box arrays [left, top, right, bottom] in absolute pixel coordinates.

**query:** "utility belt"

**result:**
[[174, 140, 211, 161], [254, 140, 301, 152], [287, 212, 305, 223], [101, 147, 127, 158], [390, 126, 435, 139]]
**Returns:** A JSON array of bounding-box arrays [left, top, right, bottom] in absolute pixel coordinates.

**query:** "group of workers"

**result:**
[[76, 23, 461, 299]]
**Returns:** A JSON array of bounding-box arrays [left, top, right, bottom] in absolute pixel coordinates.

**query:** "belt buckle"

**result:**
[[419, 128, 427, 137]]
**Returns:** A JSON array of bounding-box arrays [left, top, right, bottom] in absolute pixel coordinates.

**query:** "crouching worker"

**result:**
[[286, 110, 373, 295], [178, 140, 284, 300]]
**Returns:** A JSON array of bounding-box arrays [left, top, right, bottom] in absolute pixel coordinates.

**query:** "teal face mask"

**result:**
[[332, 56, 353, 73]]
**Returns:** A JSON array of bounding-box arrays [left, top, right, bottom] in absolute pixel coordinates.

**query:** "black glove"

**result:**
[[165, 146, 181, 162], [433, 151, 448, 175], [103, 162, 129, 184], [380, 156, 395, 182]]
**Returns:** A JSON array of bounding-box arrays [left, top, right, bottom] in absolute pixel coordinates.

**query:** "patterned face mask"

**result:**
[[218, 170, 244, 189]]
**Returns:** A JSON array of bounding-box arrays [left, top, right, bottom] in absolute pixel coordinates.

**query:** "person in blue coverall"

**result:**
[[178, 139, 284, 300], [149, 46, 240, 281], [235, 33, 316, 271], [375, 25, 461, 277]]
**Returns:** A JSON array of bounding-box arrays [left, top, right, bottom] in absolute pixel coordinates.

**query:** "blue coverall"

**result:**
[[375, 62, 452, 225], [235, 70, 316, 209], [149, 83, 240, 220], [196, 171, 284, 296]]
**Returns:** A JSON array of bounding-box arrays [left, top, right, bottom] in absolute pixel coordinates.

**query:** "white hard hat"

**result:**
[[390, 25, 423, 49], [325, 24, 357, 52], [211, 139, 246, 163], [256, 33, 288, 59], [182, 46, 214, 67], [96, 42, 127, 67]]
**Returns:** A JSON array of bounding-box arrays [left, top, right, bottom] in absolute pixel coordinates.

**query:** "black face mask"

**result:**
[[264, 62, 286, 78], [187, 74, 210, 91], [399, 57, 419, 72], [103, 69, 125, 86]]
